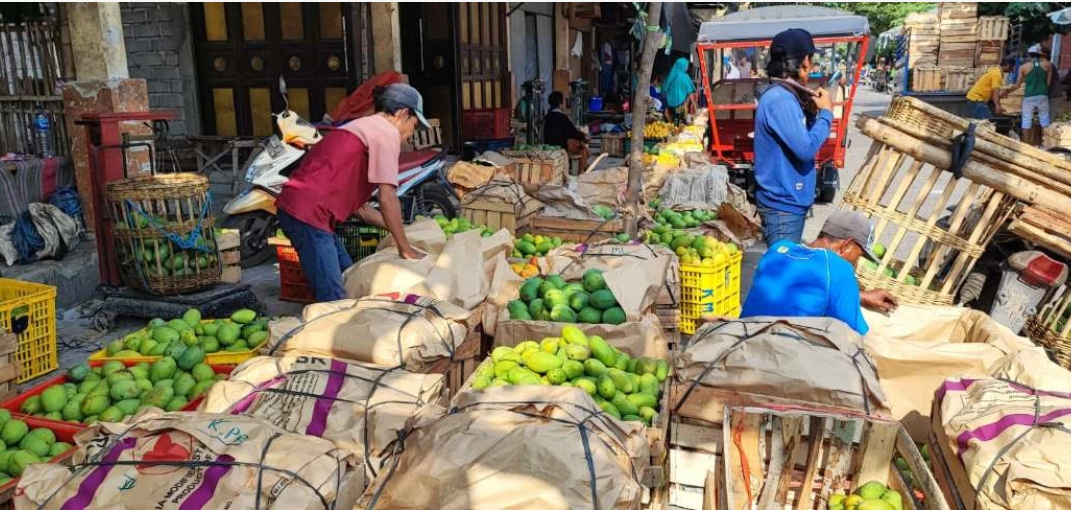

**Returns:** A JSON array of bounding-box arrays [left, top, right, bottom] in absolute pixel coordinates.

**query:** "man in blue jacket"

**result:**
[[754, 28, 833, 244]]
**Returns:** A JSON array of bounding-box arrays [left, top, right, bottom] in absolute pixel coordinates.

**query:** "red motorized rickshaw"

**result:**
[[695, 6, 870, 203]]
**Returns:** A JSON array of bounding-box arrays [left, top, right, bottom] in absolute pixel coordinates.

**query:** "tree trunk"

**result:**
[[625, 2, 663, 237]]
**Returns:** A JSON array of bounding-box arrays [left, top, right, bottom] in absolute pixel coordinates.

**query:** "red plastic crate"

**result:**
[[461, 107, 511, 140], [3, 362, 234, 428], [0, 417, 79, 498], [275, 244, 315, 304]]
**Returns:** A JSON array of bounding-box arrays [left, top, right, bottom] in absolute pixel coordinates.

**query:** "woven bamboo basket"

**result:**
[[844, 112, 1016, 305], [1025, 287, 1071, 369], [106, 172, 222, 295]]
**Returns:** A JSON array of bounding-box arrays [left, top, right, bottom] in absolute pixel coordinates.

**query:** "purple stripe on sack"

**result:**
[[305, 359, 347, 437], [955, 407, 1071, 457], [402, 293, 421, 305], [61, 437, 138, 510], [936, 378, 1071, 404], [177, 454, 234, 510], [229, 377, 287, 415]]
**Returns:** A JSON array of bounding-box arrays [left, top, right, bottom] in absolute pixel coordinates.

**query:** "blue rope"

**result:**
[[48, 186, 83, 218], [13, 210, 43, 263], [122, 197, 213, 253]]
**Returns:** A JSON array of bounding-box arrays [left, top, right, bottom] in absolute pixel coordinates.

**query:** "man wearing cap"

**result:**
[[754, 28, 834, 245], [275, 83, 429, 302], [1016, 45, 1053, 146], [739, 211, 898, 335]]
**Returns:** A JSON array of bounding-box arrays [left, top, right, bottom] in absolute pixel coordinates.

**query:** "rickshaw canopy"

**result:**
[[697, 6, 870, 43]]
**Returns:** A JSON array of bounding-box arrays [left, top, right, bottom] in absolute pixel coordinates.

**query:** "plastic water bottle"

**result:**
[[34, 111, 52, 158]]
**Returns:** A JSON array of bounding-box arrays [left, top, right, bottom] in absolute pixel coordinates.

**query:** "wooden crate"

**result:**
[[720, 405, 947, 510], [941, 67, 975, 92], [655, 306, 681, 333], [501, 150, 567, 186], [974, 42, 1003, 67], [419, 329, 482, 398], [519, 213, 625, 243], [668, 417, 723, 510], [978, 16, 1009, 41], [0, 333, 17, 403], [996, 84, 1023, 114], [407, 118, 443, 150], [460, 194, 543, 233], [602, 133, 626, 157], [938, 43, 977, 68], [216, 228, 240, 252], [913, 67, 943, 92]]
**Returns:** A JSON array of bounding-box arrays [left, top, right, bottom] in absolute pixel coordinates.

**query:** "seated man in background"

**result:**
[[542, 91, 589, 170], [739, 210, 898, 335]]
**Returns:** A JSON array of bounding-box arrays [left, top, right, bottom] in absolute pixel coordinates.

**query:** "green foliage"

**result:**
[[821, 3, 935, 35], [983, 3, 1071, 46]]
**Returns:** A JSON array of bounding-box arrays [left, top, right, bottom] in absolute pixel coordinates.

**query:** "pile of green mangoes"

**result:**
[[592, 205, 616, 221], [892, 444, 928, 493], [433, 215, 494, 239], [20, 353, 227, 426], [828, 481, 903, 510], [511, 233, 563, 258], [472, 326, 667, 425], [120, 236, 220, 280], [507, 270, 626, 325], [858, 246, 924, 287], [104, 308, 266, 358], [653, 207, 717, 229], [0, 412, 73, 483]]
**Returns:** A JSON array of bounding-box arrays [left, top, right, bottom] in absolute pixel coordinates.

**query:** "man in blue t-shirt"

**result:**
[[755, 28, 833, 245], [740, 211, 898, 335]]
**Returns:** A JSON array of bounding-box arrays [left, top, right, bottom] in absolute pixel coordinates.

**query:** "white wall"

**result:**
[[509, 3, 554, 108]]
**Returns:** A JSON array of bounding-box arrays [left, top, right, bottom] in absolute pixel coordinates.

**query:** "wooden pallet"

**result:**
[[721, 405, 947, 510], [518, 214, 625, 243]]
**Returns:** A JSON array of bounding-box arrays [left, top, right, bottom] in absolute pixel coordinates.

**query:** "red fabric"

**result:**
[[329, 71, 404, 124], [39, 157, 60, 200], [276, 130, 371, 232]]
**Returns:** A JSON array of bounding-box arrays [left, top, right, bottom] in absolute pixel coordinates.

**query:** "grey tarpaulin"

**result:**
[[28, 202, 80, 260], [697, 5, 870, 43]]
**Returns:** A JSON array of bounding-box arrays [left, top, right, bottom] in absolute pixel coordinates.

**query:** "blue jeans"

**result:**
[[277, 210, 353, 302], [968, 100, 992, 120], [758, 206, 806, 245]]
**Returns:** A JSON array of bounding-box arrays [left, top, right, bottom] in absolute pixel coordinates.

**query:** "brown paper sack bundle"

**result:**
[[265, 294, 476, 372], [199, 354, 447, 477], [862, 304, 1034, 440], [360, 386, 649, 510], [345, 218, 513, 310], [16, 411, 362, 509], [675, 317, 891, 423], [576, 166, 628, 208], [935, 377, 1071, 509]]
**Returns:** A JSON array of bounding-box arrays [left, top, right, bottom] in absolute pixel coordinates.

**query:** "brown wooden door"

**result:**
[[190, 2, 355, 137], [459, 3, 507, 113]]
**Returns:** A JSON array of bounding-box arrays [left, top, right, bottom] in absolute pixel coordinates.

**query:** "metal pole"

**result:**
[[626, 2, 662, 236]]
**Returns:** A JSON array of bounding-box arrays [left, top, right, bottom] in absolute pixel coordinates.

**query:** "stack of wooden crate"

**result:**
[[976, 16, 1009, 67], [903, 11, 940, 68], [942, 67, 975, 92], [937, 3, 979, 68], [217, 228, 241, 283], [913, 66, 943, 92]]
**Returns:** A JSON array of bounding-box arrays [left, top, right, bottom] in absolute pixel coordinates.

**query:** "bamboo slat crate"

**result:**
[[720, 405, 947, 510], [1043, 121, 1071, 149], [913, 67, 942, 92], [518, 213, 624, 244], [978, 16, 1009, 41], [501, 149, 567, 186], [1009, 206, 1071, 260], [937, 4, 978, 68], [459, 182, 544, 233], [1025, 285, 1071, 369], [602, 132, 626, 157], [941, 67, 975, 92], [904, 12, 940, 68]]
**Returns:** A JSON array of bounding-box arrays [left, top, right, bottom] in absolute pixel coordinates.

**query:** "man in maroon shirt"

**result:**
[[276, 84, 426, 301]]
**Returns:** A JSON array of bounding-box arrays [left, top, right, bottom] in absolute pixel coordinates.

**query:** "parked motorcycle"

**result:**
[[222, 78, 456, 267]]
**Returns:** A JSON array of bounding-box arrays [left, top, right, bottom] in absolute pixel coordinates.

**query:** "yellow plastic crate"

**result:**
[[0, 279, 58, 382], [679, 251, 743, 334], [88, 319, 260, 365]]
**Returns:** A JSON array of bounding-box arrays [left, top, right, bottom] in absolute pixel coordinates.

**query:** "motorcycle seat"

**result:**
[[399, 149, 439, 172]]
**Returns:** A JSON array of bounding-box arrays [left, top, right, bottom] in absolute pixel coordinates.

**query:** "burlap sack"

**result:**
[[536, 243, 672, 321], [493, 311, 669, 362], [576, 166, 627, 208], [862, 304, 1035, 440], [16, 411, 362, 509], [523, 183, 603, 221], [199, 354, 447, 475], [657, 165, 730, 210], [676, 317, 891, 423], [345, 222, 513, 310], [264, 293, 476, 372], [360, 386, 649, 510], [935, 377, 1071, 509]]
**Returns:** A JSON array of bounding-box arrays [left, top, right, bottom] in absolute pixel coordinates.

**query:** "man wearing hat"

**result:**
[[753, 28, 833, 245], [1015, 44, 1053, 146], [275, 83, 429, 302], [740, 211, 898, 335]]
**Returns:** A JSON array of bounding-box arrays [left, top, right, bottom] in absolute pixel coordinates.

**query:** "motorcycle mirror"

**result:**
[[278, 76, 288, 96]]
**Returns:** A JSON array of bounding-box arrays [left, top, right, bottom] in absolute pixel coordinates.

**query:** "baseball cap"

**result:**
[[1028, 44, 1042, 55], [820, 210, 879, 262], [770, 28, 820, 62], [382, 83, 431, 129]]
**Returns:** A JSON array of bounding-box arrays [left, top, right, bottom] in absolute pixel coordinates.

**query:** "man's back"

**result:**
[[741, 240, 869, 334]]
